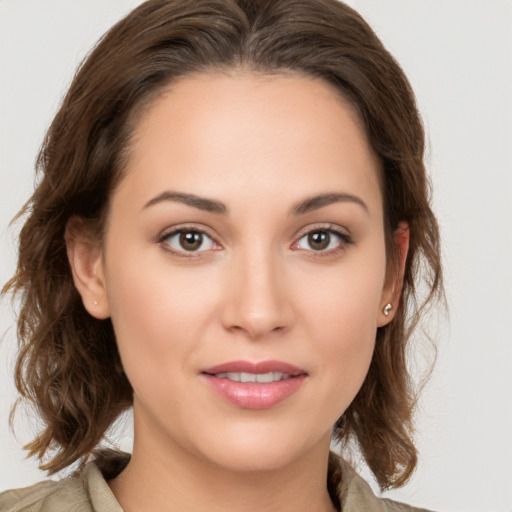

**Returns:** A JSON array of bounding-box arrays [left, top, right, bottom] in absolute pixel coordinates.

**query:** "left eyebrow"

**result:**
[[291, 193, 369, 216]]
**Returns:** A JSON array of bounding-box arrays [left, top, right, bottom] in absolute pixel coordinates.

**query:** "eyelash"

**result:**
[[158, 225, 221, 258], [158, 224, 352, 258], [292, 225, 352, 257]]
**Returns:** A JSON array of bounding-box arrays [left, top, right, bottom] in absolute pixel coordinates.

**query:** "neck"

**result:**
[[108, 415, 337, 512]]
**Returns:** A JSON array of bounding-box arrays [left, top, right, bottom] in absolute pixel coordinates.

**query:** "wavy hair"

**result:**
[[3, 0, 443, 490]]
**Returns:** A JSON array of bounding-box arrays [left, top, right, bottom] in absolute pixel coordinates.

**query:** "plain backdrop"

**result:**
[[1, 1, 511, 511]]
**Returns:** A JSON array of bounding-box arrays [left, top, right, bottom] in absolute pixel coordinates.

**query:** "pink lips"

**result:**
[[201, 360, 307, 410]]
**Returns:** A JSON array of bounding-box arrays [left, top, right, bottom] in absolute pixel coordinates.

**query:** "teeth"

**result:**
[[256, 372, 273, 383], [241, 372, 254, 383], [215, 372, 290, 383]]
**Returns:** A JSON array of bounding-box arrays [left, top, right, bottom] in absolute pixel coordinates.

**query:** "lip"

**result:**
[[202, 360, 306, 376], [201, 360, 308, 410]]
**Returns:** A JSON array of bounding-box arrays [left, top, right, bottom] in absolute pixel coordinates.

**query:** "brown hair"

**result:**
[[4, 0, 443, 490]]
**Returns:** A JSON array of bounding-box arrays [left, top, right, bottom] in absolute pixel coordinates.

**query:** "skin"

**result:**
[[67, 73, 408, 512]]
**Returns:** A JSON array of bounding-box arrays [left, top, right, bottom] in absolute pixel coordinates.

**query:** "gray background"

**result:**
[[1, 1, 511, 511]]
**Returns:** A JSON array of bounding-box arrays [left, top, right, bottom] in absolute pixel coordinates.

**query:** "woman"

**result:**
[[0, 0, 443, 511]]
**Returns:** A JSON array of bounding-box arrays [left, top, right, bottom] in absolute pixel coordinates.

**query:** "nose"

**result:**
[[220, 247, 294, 340]]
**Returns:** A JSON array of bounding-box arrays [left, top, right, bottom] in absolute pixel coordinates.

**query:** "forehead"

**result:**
[[117, 72, 382, 216]]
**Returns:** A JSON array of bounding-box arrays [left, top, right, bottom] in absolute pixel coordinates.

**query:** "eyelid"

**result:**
[[291, 223, 352, 254], [158, 224, 222, 256], [293, 223, 351, 240], [156, 222, 352, 257]]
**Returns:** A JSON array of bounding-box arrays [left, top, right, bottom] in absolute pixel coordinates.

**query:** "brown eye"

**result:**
[[307, 231, 331, 251], [179, 231, 203, 251], [293, 228, 350, 253], [161, 229, 216, 253]]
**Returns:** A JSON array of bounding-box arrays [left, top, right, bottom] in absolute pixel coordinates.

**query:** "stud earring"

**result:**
[[93, 300, 98, 305], [383, 303, 393, 316]]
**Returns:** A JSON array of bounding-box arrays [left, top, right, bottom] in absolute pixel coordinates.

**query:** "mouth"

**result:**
[[211, 371, 293, 383], [201, 360, 307, 410]]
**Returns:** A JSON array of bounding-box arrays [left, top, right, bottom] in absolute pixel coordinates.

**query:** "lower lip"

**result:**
[[202, 374, 306, 409]]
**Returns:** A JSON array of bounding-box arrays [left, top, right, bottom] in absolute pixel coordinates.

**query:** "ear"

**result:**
[[65, 217, 110, 319], [377, 221, 410, 327]]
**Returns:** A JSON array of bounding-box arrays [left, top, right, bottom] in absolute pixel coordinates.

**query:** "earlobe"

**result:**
[[65, 217, 110, 319], [377, 221, 410, 327]]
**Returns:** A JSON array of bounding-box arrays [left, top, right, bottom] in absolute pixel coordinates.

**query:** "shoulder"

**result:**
[[0, 460, 125, 512], [0, 452, 129, 512], [330, 453, 435, 512], [0, 474, 90, 512]]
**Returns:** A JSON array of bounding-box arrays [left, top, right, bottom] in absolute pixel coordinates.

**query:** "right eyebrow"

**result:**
[[291, 192, 369, 216], [142, 191, 228, 214]]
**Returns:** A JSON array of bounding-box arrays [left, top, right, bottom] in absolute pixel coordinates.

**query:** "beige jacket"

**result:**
[[0, 453, 433, 512]]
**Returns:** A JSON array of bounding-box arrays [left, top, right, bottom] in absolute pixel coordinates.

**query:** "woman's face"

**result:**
[[81, 73, 397, 471]]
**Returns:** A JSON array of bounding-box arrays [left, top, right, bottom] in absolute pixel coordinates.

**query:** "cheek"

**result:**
[[103, 247, 220, 374], [300, 245, 386, 406], [304, 243, 386, 339], [311, 287, 378, 383], [307, 300, 378, 424]]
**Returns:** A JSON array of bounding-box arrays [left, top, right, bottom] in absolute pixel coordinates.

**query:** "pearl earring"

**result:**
[[383, 303, 393, 316]]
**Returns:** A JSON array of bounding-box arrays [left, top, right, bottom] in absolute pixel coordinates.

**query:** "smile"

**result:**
[[213, 372, 291, 383], [201, 360, 307, 409]]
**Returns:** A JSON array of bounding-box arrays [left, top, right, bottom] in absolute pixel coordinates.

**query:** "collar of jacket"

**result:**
[[0, 451, 433, 512]]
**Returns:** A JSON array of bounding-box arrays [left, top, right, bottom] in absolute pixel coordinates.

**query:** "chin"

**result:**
[[195, 429, 327, 474], [208, 449, 298, 474]]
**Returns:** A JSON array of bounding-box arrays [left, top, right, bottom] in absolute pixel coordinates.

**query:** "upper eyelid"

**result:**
[[293, 223, 351, 240], [291, 224, 353, 253], [158, 226, 221, 257], [159, 224, 219, 242], [157, 222, 351, 248]]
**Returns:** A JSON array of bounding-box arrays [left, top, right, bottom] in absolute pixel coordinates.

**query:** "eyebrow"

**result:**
[[142, 191, 228, 214], [291, 193, 369, 215], [142, 190, 368, 216]]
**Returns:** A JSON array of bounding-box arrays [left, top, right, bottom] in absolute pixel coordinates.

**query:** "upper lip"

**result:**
[[202, 360, 307, 376]]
